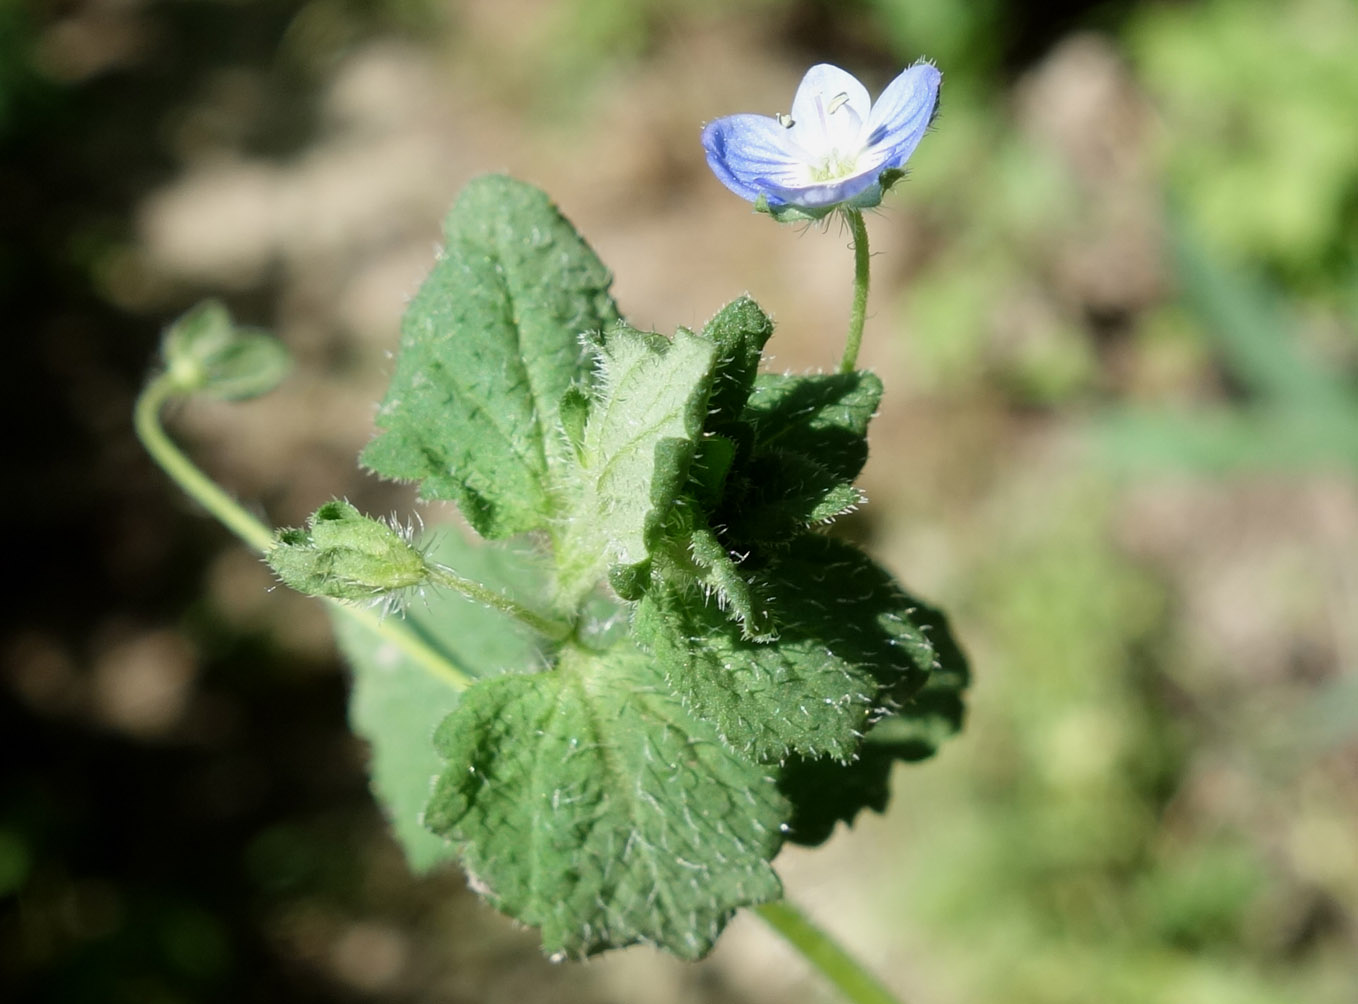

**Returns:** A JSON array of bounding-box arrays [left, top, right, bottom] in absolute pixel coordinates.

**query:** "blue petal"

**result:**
[[759, 159, 887, 210], [702, 114, 811, 204], [862, 62, 941, 169]]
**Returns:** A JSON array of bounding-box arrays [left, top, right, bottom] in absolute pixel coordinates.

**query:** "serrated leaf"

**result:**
[[337, 614, 464, 872], [425, 640, 787, 960], [336, 531, 548, 872], [885, 598, 970, 761], [709, 370, 882, 544], [744, 370, 883, 483], [777, 598, 970, 846], [635, 534, 937, 762], [558, 323, 716, 597], [362, 175, 619, 539]]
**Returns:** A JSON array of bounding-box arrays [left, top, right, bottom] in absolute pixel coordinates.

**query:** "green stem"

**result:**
[[838, 208, 872, 375], [134, 374, 276, 553], [755, 900, 906, 1004], [426, 564, 571, 642], [134, 372, 472, 692]]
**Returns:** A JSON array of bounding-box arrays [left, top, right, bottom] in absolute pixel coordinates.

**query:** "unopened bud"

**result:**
[[268, 501, 429, 603], [161, 299, 291, 401]]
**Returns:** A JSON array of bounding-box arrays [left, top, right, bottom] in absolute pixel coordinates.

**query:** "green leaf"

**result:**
[[714, 371, 882, 543], [687, 434, 736, 509], [744, 370, 883, 483], [649, 518, 776, 640], [336, 531, 548, 872], [337, 614, 463, 872], [425, 641, 787, 960], [777, 597, 970, 846], [684, 526, 776, 640], [728, 449, 865, 540], [362, 175, 619, 538], [161, 299, 291, 401], [635, 534, 938, 762], [557, 323, 716, 597], [701, 296, 774, 435], [558, 384, 590, 460]]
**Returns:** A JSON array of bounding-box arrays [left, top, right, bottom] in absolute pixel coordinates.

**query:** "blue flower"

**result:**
[[701, 61, 941, 221]]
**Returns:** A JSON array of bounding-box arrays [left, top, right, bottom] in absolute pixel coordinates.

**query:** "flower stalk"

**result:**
[[134, 372, 473, 691], [840, 208, 872, 374]]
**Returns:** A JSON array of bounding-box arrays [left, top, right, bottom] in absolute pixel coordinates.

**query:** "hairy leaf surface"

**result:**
[[363, 175, 619, 538], [777, 598, 970, 846], [558, 323, 716, 597], [715, 371, 883, 543], [635, 534, 938, 762], [701, 295, 774, 436], [338, 532, 547, 872], [425, 641, 787, 959], [744, 370, 883, 482]]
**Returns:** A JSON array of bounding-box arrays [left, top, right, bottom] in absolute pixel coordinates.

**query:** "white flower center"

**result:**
[[799, 90, 866, 183]]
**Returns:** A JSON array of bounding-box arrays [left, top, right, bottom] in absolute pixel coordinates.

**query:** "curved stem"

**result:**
[[134, 374, 276, 553], [838, 208, 872, 375], [134, 372, 473, 691], [755, 900, 907, 1004]]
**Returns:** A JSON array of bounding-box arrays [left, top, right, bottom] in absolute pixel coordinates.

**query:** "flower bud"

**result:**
[[161, 299, 291, 401], [268, 501, 429, 603]]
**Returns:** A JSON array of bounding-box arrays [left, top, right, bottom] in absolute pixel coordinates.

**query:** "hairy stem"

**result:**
[[838, 208, 872, 374], [755, 900, 907, 1004], [426, 564, 571, 642], [134, 372, 472, 691]]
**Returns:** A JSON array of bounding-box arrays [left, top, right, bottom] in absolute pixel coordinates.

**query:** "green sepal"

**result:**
[[634, 534, 938, 763], [776, 598, 970, 846], [876, 167, 906, 194], [751, 170, 900, 224], [161, 299, 291, 401], [753, 193, 837, 224], [362, 175, 619, 539], [425, 641, 787, 960], [268, 500, 428, 602]]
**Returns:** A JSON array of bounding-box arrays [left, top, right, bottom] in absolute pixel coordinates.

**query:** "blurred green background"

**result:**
[[2, 0, 1355, 1001]]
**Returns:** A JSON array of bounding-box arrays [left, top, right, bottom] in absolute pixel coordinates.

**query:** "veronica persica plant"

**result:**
[[136, 60, 967, 1004], [702, 61, 940, 373]]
